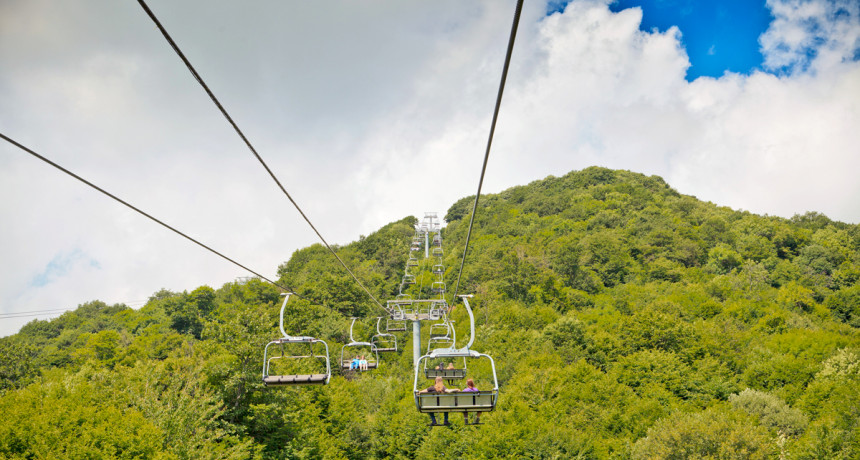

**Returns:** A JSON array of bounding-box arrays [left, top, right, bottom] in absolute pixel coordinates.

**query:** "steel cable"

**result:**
[[450, 0, 524, 304], [0, 132, 313, 301], [136, 0, 387, 313]]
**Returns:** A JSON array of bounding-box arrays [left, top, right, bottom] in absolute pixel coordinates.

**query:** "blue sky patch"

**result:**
[[549, 0, 774, 81], [30, 249, 100, 287]]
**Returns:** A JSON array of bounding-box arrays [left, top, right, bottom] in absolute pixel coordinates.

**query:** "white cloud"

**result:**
[[1, 0, 858, 337], [761, 0, 860, 72]]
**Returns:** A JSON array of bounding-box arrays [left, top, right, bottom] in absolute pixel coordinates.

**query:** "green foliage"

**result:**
[[3, 167, 860, 458], [0, 369, 164, 459], [632, 405, 777, 459], [0, 338, 37, 392], [730, 388, 808, 436], [825, 284, 860, 327]]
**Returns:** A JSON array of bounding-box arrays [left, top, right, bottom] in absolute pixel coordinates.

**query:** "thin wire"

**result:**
[[0, 132, 310, 300], [0, 309, 71, 319], [0, 300, 148, 320], [450, 0, 523, 304], [136, 0, 386, 314]]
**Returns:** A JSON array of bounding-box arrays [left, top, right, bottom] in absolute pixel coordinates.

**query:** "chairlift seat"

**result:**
[[264, 374, 328, 386], [416, 391, 497, 413]]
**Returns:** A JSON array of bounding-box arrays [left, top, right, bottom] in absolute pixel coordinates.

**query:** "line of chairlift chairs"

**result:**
[[261, 222, 498, 422]]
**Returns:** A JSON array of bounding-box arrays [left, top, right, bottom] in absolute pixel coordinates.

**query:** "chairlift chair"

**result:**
[[407, 257, 419, 268], [340, 318, 380, 372], [386, 318, 408, 332], [431, 247, 443, 258], [402, 274, 416, 285], [432, 264, 445, 275], [390, 294, 413, 322], [431, 281, 446, 294], [426, 335, 454, 354], [371, 317, 398, 352], [424, 356, 467, 383], [417, 302, 445, 321], [425, 319, 466, 383], [263, 293, 331, 386], [414, 295, 498, 416], [429, 300, 447, 319], [428, 319, 451, 338]]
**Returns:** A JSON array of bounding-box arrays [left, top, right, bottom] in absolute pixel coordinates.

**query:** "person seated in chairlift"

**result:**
[[446, 362, 456, 370], [359, 355, 368, 371], [416, 376, 459, 426], [350, 355, 360, 370], [435, 363, 444, 370], [461, 378, 481, 425]]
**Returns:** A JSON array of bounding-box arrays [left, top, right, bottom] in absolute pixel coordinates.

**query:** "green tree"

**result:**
[[632, 406, 777, 459]]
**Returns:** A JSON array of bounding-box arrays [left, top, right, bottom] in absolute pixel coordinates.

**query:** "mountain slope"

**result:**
[[2, 166, 858, 459]]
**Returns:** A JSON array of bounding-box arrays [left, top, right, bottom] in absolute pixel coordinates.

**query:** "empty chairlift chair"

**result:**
[[428, 319, 451, 338], [371, 317, 398, 353], [340, 318, 379, 372], [386, 318, 408, 332], [426, 320, 455, 354], [263, 293, 331, 386], [414, 296, 498, 418]]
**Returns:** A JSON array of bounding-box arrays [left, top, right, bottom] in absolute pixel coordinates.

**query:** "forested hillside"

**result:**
[[2, 167, 858, 459]]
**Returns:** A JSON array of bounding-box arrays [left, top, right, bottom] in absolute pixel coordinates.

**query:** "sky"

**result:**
[[1, 0, 858, 337]]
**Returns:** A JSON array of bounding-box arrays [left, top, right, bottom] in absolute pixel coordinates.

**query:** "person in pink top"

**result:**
[[461, 378, 481, 425]]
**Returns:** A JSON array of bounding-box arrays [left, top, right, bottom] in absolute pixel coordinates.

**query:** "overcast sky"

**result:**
[[1, 0, 858, 337]]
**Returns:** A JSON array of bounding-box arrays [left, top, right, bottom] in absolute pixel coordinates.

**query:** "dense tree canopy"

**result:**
[[2, 167, 858, 458]]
